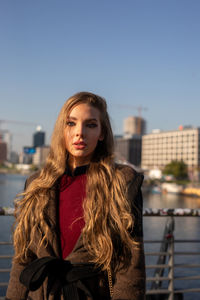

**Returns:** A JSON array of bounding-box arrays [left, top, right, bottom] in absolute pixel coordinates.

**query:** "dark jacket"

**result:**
[[6, 165, 146, 300]]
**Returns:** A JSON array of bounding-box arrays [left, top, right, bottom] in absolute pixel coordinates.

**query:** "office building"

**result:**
[[0, 130, 12, 160], [33, 126, 45, 147], [115, 136, 142, 166], [0, 142, 7, 164], [141, 127, 200, 171], [10, 151, 19, 164], [124, 116, 146, 137], [33, 146, 50, 167]]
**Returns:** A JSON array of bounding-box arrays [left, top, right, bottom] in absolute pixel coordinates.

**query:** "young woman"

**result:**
[[6, 92, 145, 300]]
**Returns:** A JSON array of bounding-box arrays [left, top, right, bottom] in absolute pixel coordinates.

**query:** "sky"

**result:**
[[0, 0, 200, 153]]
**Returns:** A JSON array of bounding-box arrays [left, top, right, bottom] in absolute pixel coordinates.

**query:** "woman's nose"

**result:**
[[75, 123, 85, 136]]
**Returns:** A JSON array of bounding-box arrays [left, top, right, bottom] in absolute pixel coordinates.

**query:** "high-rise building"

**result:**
[[0, 130, 12, 160], [33, 146, 50, 167], [33, 126, 45, 148], [124, 116, 146, 137], [114, 116, 145, 166], [141, 127, 200, 172], [10, 151, 19, 164], [115, 136, 142, 166], [0, 142, 7, 164]]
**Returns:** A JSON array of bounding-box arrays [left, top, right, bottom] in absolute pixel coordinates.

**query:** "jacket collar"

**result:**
[[64, 164, 89, 176]]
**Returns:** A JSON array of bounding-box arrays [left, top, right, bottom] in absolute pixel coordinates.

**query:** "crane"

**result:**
[[116, 105, 148, 135], [0, 119, 38, 129], [117, 105, 147, 117]]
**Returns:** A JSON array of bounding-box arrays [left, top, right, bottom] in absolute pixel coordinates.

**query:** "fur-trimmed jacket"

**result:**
[[6, 165, 146, 300]]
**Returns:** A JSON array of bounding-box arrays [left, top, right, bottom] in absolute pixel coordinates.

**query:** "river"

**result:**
[[0, 173, 200, 299]]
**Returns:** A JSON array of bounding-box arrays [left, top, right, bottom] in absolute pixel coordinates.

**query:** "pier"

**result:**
[[0, 208, 200, 300]]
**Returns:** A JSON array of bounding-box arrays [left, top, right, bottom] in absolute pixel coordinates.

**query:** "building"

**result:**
[[0, 130, 12, 160], [124, 116, 146, 137], [10, 151, 19, 164], [115, 136, 142, 166], [33, 146, 50, 167], [141, 127, 200, 172], [20, 146, 36, 164], [0, 142, 7, 164], [21, 153, 33, 164], [33, 126, 45, 148]]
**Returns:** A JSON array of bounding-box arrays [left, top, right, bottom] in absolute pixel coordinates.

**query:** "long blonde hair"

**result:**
[[13, 92, 135, 270]]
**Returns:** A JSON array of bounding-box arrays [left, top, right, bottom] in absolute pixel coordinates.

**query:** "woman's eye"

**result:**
[[87, 123, 97, 128], [66, 121, 75, 126]]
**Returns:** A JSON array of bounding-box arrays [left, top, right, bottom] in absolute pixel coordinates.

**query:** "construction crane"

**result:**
[[117, 105, 147, 117], [0, 119, 38, 129], [117, 105, 148, 135]]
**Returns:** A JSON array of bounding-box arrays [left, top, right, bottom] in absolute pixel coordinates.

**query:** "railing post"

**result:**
[[168, 216, 175, 300]]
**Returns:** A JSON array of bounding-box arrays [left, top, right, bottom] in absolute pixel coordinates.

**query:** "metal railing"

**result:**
[[0, 208, 200, 300], [144, 208, 200, 300]]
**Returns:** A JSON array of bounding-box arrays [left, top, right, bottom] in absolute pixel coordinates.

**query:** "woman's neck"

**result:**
[[67, 156, 90, 172]]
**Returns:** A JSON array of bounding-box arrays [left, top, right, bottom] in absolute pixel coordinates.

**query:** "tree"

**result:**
[[163, 160, 188, 180]]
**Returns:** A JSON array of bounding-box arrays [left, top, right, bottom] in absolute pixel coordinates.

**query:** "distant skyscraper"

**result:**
[[0, 130, 12, 160], [115, 136, 142, 167], [33, 146, 50, 167], [123, 116, 146, 137], [10, 151, 19, 164], [33, 126, 45, 148], [0, 142, 7, 163]]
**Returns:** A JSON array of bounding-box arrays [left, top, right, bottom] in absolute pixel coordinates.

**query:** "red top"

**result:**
[[59, 166, 87, 259]]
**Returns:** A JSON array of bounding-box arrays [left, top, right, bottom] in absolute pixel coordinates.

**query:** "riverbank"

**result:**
[[2, 168, 200, 198], [182, 186, 200, 197], [0, 168, 32, 175], [143, 181, 200, 198]]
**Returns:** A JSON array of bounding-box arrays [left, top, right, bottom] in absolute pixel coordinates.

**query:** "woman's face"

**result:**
[[64, 103, 104, 169]]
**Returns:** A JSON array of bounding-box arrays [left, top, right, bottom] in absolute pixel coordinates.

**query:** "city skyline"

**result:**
[[1, 118, 200, 155], [1, 0, 200, 152]]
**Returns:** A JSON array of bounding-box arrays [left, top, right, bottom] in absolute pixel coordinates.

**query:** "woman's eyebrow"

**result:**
[[67, 116, 98, 122], [86, 118, 98, 122], [67, 116, 77, 120]]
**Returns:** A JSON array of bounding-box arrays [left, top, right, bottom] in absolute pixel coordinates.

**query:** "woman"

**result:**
[[6, 92, 145, 300]]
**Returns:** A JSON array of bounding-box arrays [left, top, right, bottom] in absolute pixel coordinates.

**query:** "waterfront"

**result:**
[[0, 173, 200, 299]]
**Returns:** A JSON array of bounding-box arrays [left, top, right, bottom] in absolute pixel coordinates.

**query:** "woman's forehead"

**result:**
[[68, 103, 101, 119]]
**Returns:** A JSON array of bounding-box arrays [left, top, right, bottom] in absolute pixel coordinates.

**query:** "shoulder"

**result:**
[[115, 163, 144, 188]]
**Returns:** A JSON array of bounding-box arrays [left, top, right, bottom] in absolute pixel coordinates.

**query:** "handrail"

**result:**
[[144, 214, 200, 300], [151, 216, 174, 290], [1, 206, 200, 216]]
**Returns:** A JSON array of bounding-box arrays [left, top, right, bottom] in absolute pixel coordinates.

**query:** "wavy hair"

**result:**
[[13, 92, 136, 270]]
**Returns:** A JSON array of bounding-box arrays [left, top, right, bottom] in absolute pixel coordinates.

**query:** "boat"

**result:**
[[161, 183, 183, 194], [151, 185, 162, 194]]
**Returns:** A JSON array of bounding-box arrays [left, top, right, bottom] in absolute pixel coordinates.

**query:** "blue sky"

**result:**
[[0, 0, 200, 152]]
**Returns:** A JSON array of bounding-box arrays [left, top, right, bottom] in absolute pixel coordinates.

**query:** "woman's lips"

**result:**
[[73, 141, 86, 149]]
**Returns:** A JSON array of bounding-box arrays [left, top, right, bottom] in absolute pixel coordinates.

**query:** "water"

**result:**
[[0, 173, 200, 299], [0, 173, 27, 296]]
